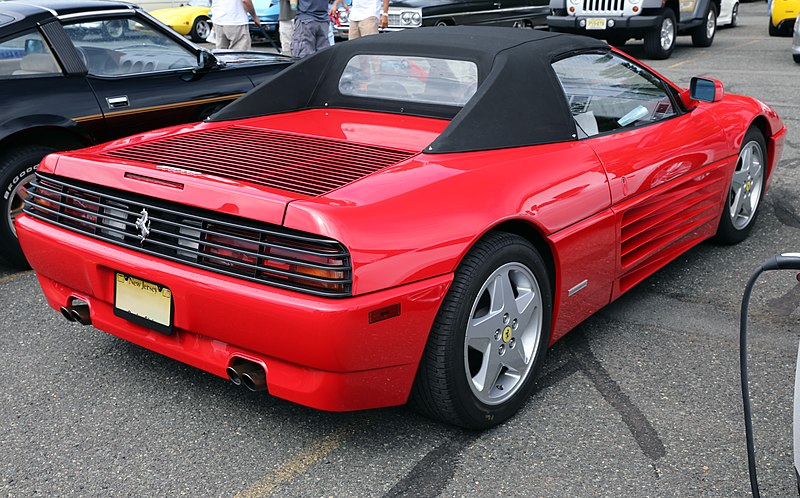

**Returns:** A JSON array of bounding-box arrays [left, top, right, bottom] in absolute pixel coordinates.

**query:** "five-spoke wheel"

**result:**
[[715, 127, 767, 244], [464, 262, 543, 406], [410, 232, 552, 429]]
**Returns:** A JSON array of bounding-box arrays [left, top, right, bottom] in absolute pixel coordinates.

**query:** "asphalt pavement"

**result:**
[[2, 2, 800, 495]]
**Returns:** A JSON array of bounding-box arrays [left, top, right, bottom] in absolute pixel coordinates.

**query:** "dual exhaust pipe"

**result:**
[[59, 304, 266, 392], [60, 304, 91, 326], [226, 359, 267, 392]]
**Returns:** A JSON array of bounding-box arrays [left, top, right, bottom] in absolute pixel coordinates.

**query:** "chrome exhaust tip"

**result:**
[[227, 359, 267, 391], [60, 306, 76, 322], [61, 304, 90, 325], [242, 368, 267, 392], [226, 366, 243, 386], [68, 305, 91, 326]]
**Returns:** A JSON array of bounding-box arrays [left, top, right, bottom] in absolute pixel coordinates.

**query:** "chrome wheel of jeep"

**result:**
[[464, 262, 543, 405], [644, 9, 676, 59], [660, 17, 675, 50]]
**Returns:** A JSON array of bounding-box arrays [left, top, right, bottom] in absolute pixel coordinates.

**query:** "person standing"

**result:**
[[212, 0, 262, 50], [278, 0, 295, 55], [290, 0, 331, 58], [331, 0, 389, 40]]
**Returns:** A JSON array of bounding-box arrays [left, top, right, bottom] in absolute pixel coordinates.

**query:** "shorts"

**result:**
[[215, 24, 251, 51], [349, 16, 379, 40], [291, 19, 330, 58]]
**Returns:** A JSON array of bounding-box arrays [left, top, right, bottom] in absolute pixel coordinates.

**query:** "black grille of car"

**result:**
[[23, 174, 353, 297], [581, 0, 623, 13]]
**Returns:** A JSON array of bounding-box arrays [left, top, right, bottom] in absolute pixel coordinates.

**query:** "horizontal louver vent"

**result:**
[[618, 172, 723, 292], [24, 174, 353, 297], [100, 126, 415, 197]]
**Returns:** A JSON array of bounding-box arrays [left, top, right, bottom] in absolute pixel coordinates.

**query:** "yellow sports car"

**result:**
[[151, 0, 212, 42], [770, 0, 800, 36]]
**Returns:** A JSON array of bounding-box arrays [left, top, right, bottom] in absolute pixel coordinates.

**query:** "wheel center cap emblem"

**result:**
[[502, 326, 513, 343], [134, 208, 151, 243], [745, 179, 751, 193]]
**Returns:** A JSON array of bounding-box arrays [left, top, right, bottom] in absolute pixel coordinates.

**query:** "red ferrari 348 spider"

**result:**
[[17, 27, 785, 428]]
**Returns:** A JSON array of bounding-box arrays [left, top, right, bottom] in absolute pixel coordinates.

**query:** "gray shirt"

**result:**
[[295, 0, 329, 22]]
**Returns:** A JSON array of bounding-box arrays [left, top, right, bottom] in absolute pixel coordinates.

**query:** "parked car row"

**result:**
[[155, 0, 784, 61], [0, 0, 292, 267]]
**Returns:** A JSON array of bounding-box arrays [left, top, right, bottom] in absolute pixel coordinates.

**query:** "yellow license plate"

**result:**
[[114, 272, 173, 334], [586, 18, 607, 30]]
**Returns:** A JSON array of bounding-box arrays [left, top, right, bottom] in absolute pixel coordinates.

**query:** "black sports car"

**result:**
[[0, 0, 292, 268]]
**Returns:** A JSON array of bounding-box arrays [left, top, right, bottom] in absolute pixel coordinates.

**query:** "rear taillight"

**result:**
[[200, 225, 350, 294], [202, 225, 260, 273], [262, 243, 347, 293], [63, 188, 99, 230], [28, 179, 61, 215]]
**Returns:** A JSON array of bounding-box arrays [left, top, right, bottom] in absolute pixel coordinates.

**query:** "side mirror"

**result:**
[[197, 49, 218, 71], [184, 49, 220, 81], [689, 77, 724, 103]]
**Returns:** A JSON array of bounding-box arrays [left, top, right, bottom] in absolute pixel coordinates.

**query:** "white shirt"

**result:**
[[348, 0, 383, 22], [212, 0, 250, 26]]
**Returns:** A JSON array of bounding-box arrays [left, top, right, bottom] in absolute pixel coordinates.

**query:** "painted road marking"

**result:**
[[235, 417, 369, 497]]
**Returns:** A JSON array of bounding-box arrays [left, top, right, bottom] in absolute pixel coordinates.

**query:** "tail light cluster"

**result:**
[[24, 174, 353, 297]]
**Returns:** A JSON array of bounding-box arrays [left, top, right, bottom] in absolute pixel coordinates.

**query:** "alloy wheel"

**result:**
[[728, 140, 764, 230], [661, 17, 675, 51], [463, 262, 543, 405]]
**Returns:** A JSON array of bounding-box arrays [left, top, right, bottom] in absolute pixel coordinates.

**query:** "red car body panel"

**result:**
[[16, 34, 787, 413], [19, 215, 453, 410]]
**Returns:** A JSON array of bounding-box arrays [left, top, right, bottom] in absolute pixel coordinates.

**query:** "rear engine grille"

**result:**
[[24, 174, 353, 297], [101, 126, 415, 197], [580, 0, 624, 14]]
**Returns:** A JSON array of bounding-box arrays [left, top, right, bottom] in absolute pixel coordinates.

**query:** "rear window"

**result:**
[[0, 14, 14, 28], [338, 54, 478, 107]]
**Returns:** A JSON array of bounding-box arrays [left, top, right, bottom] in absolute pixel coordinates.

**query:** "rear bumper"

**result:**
[[17, 214, 452, 411]]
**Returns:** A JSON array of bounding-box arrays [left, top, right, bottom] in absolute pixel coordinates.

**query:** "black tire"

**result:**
[[794, 54, 800, 63], [730, 3, 738, 27], [189, 16, 212, 43], [644, 9, 677, 59], [0, 145, 56, 268], [714, 128, 767, 244], [768, 17, 781, 36], [691, 4, 717, 47], [409, 232, 553, 429]]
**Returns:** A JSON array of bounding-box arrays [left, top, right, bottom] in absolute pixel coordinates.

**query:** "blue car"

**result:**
[[249, 0, 280, 40]]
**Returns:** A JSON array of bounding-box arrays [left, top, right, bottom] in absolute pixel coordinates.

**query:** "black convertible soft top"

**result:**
[[212, 27, 609, 153]]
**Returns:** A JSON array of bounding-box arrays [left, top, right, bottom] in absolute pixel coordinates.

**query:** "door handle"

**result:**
[[106, 96, 129, 109], [493, 2, 501, 7]]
